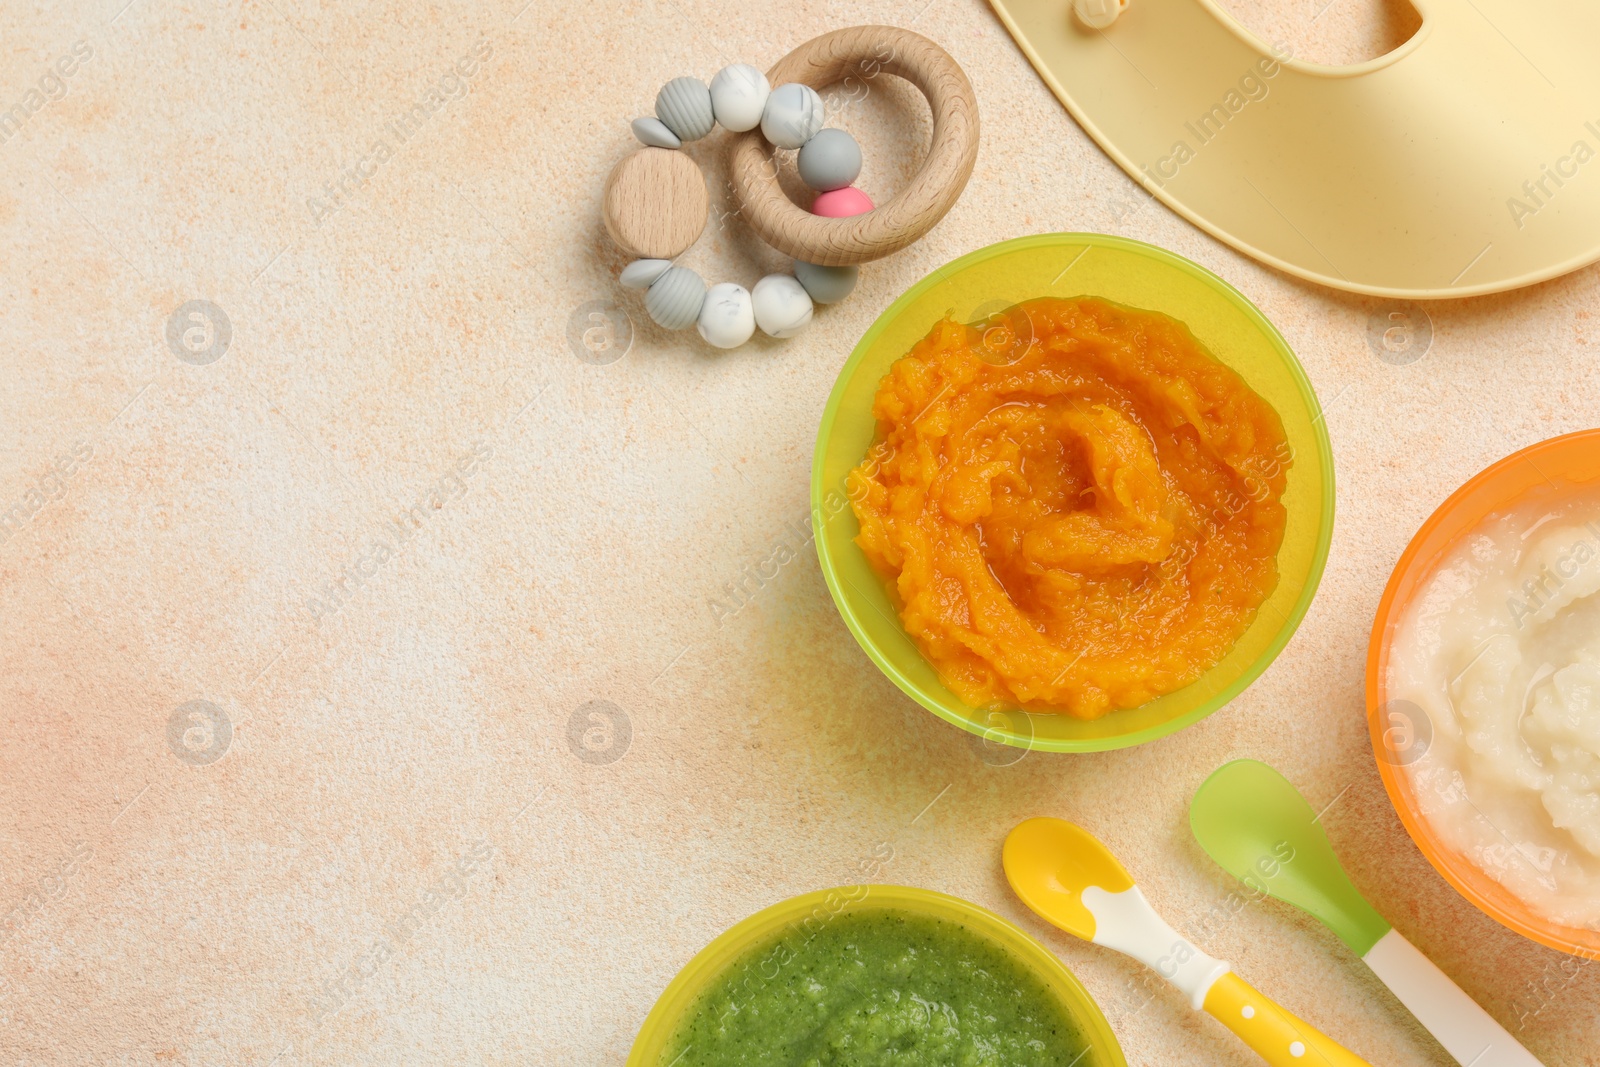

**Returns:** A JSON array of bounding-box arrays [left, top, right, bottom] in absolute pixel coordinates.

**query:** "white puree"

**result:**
[[1388, 489, 1600, 928]]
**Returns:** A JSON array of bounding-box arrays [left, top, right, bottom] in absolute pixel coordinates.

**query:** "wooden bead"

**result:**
[[602, 148, 708, 260], [729, 27, 979, 266]]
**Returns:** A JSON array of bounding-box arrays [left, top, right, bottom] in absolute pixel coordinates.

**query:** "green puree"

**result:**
[[665, 908, 1087, 1067]]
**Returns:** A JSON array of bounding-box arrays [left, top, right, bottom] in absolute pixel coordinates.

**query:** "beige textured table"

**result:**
[[1, 1, 1597, 1064]]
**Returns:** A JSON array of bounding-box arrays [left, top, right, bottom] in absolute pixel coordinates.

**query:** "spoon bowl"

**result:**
[[1002, 817, 1135, 940], [1189, 759, 1388, 956]]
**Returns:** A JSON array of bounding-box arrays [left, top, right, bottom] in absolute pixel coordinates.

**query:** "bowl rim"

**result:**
[[623, 883, 1128, 1066], [1365, 427, 1600, 958], [811, 232, 1336, 752]]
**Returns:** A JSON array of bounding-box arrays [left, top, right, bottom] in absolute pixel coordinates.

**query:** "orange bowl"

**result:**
[[1367, 428, 1600, 958]]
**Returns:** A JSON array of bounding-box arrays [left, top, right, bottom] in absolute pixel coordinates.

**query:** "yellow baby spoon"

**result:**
[[1003, 818, 1372, 1067]]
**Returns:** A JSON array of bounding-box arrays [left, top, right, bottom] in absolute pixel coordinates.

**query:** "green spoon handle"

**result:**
[[1363, 929, 1544, 1067]]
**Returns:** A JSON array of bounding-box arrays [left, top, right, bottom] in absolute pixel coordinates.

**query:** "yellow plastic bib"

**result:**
[[991, 0, 1600, 297]]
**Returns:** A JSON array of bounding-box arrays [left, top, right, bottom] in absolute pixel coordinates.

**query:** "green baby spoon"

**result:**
[[1190, 759, 1543, 1067]]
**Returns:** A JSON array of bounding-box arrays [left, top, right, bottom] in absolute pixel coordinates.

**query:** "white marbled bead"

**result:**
[[655, 77, 715, 142], [645, 266, 706, 330], [761, 83, 824, 149], [631, 116, 681, 149], [797, 128, 861, 191], [752, 274, 814, 338], [620, 259, 672, 289], [709, 64, 770, 133], [793, 260, 859, 304], [697, 283, 756, 348]]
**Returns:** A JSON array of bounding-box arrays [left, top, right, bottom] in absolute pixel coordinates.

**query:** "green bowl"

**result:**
[[625, 885, 1126, 1067], [812, 233, 1334, 752]]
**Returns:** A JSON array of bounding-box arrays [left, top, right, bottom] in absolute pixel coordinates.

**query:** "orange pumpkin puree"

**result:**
[[847, 297, 1291, 719]]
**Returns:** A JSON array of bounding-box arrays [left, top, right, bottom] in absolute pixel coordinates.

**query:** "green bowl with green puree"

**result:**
[[626, 885, 1125, 1067]]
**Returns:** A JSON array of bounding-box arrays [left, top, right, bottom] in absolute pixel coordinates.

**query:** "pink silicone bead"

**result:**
[[811, 186, 874, 218]]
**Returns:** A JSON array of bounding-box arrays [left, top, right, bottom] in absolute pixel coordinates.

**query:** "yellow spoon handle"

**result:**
[[1202, 971, 1373, 1067]]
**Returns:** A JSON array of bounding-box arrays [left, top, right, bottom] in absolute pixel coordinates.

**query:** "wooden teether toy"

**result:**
[[600, 26, 979, 349]]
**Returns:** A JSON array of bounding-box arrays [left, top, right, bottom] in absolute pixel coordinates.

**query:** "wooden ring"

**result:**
[[729, 26, 980, 267]]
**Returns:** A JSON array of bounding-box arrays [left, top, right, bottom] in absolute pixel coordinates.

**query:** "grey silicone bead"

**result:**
[[655, 77, 715, 142], [760, 83, 825, 149], [793, 260, 859, 304], [631, 116, 681, 149], [645, 267, 706, 329], [620, 258, 673, 289], [797, 128, 862, 191]]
